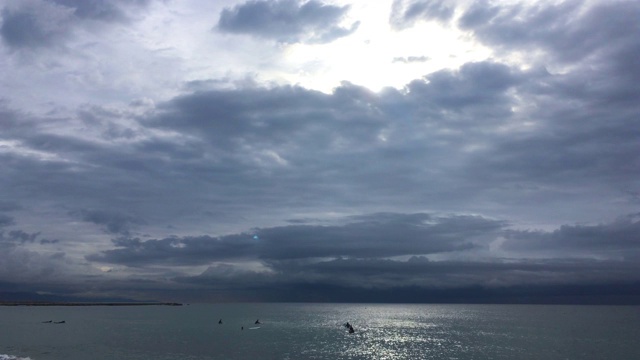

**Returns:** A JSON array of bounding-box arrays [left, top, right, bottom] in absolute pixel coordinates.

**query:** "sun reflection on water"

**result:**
[[297, 304, 474, 359]]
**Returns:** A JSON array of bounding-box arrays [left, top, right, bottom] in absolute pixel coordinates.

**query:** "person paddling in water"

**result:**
[[218, 319, 222, 324]]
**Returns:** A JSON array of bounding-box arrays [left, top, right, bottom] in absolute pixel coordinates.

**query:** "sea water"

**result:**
[[1, 303, 639, 360]]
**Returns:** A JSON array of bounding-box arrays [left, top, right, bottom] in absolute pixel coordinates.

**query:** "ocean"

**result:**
[[1, 303, 639, 360]]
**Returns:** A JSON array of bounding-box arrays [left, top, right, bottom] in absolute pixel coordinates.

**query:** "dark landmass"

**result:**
[[0, 290, 182, 306], [3, 282, 640, 305], [0, 301, 182, 306]]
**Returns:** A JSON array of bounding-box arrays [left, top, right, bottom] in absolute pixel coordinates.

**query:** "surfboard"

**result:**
[[249, 326, 261, 330]]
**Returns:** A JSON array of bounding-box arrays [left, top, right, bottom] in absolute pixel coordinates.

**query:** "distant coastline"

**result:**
[[0, 301, 183, 306]]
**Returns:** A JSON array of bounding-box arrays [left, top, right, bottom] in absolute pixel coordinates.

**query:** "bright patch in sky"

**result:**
[[284, 20, 492, 92]]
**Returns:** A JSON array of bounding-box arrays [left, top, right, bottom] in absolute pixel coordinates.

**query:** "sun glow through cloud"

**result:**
[[279, 2, 493, 92]]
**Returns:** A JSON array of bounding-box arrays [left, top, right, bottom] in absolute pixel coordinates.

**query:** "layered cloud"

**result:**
[[0, 0, 638, 303], [503, 214, 640, 258], [87, 213, 502, 266]]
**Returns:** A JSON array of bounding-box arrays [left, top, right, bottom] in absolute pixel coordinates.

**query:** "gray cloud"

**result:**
[[0, 230, 40, 244], [0, 0, 150, 49], [2, 52, 637, 249], [216, 0, 359, 43], [503, 213, 640, 257], [459, 0, 640, 67], [0, 0, 75, 49], [390, 0, 455, 29], [40, 238, 60, 245], [0, 214, 15, 228], [0, 200, 21, 212], [75, 209, 145, 236], [404, 61, 520, 112], [172, 255, 640, 303], [139, 64, 528, 216], [49, 0, 148, 23], [265, 256, 640, 289], [88, 213, 640, 294], [87, 213, 501, 266], [1, 0, 639, 303]]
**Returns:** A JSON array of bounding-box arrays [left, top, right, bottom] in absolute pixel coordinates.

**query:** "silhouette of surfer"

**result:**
[[255, 319, 261, 325], [348, 324, 355, 333], [218, 319, 222, 324]]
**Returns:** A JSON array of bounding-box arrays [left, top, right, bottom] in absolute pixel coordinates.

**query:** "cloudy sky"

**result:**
[[1, 0, 639, 303]]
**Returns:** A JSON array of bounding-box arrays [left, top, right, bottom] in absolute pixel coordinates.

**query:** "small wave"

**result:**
[[0, 354, 33, 360]]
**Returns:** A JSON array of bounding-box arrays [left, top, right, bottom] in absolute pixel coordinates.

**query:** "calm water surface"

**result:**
[[1, 303, 639, 360]]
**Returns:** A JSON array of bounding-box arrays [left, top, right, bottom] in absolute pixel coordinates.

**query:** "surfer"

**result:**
[[218, 319, 223, 324], [42, 320, 52, 323], [255, 319, 261, 324], [54, 321, 66, 324], [348, 324, 355, 333]]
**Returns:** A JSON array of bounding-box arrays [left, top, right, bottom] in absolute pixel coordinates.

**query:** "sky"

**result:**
[[0, 0, 639, 304]]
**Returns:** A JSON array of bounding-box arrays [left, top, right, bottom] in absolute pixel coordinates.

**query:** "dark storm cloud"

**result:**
[[390, 0, 455, 29], [90, 214, 640, 294], [87, 213, 503, 266], [172, 255, 640, 304], [255, 212, 499, 259], [266, 256, 640, 288], [216, 0, 359, 44], [503, 214, 640, 256]]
